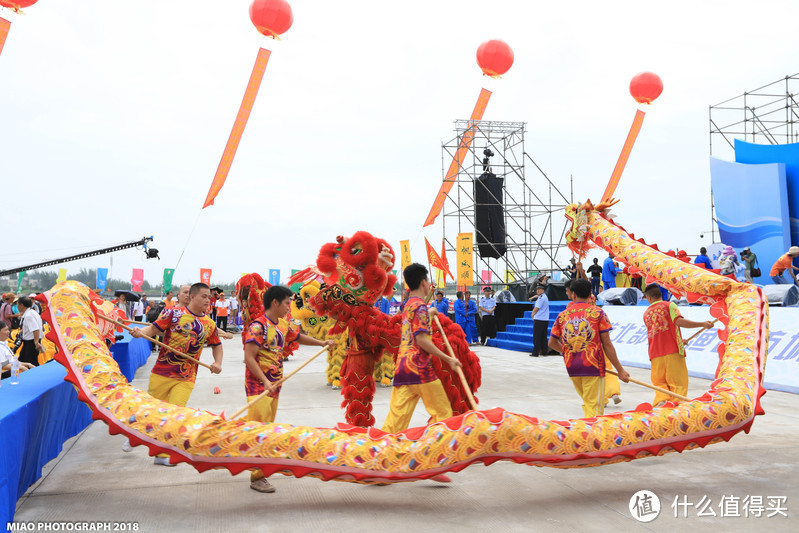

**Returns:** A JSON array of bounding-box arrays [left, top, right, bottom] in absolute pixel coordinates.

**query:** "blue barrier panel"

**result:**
[[710, 156, 791, 284], [0, 363, 93, 527]]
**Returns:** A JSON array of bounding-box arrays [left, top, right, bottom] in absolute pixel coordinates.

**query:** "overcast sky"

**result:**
[[1, 0, 796, 288]]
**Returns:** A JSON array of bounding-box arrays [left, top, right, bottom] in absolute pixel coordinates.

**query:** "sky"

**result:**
[[1, 0, 797, 288]]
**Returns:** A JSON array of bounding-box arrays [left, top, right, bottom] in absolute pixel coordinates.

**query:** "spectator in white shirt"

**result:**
[[132, 298, 145, 322], [17, 296, 44, 366], [1, 321, 34, 379]]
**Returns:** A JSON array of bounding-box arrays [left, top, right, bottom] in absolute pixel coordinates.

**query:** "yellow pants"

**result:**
[[148, 374, 195, 457], [603, 357, 620, 405], [650, 353, 688, 405], [247, 395, 279, 481], [381, 380, 453, 434], [570, 376, 605, 417]]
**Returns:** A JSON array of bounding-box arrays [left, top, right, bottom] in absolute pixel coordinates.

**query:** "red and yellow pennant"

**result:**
[[425, 237, 453, 281], [423, 89, 492, 227]]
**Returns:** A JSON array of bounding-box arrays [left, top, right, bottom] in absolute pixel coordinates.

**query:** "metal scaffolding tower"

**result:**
[[441, 119, 573, 291]]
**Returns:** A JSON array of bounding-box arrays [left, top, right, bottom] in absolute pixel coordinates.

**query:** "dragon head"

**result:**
[[316, 231, 397, 305], [564, 198, 620, 260]]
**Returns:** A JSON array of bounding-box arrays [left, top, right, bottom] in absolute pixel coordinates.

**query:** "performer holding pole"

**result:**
[[245, 285, 335, 494], [123, 283, 223, 464], [381, 263, 462, 433], [642, 284, 713, 406], [548, 279, 630, 417]]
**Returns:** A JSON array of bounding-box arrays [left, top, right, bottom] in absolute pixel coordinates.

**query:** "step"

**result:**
[[494, 339, 534, 352], [506, 324, 534, 335], [497, 331, 535, 343]]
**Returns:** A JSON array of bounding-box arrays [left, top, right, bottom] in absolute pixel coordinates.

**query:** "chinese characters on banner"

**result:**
[[200, 268, 212, 286], [399, 240, 412, 272], [456, 233, 473, 289]]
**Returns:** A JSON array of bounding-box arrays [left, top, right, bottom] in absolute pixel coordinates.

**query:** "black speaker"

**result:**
[[474, 171, 506, 258]]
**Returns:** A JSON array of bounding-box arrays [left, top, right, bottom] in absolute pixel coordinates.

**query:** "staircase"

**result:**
[[487, 301, 570, 352]]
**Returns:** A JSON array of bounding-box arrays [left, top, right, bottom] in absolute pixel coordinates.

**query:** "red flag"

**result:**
[[200, 268, 212, 285], [425, 237, 454, 281], [440, 240, 452, 282], [131, 269, 144, 292]]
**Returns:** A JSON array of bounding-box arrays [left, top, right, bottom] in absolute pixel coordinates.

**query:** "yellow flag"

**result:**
[[57, 268, 68, 283], [505, 270, 516, 283], [436, 268, 445, 288], [399, 240, 412, 271], [456, 233, 473, 287]]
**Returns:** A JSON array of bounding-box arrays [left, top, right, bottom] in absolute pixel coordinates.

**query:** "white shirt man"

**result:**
[[132, 300, 145, 320], [21, 306, 43, 342]]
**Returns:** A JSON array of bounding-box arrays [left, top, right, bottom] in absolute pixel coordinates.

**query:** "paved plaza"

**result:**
[[12, 338, 797, 532]]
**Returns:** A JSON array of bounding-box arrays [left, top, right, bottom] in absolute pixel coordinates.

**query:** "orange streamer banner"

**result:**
[[601, 109, 646, 202], [0, 17, 11, 57], [203, 47, 272, 209], [423, 88, 492, 227]]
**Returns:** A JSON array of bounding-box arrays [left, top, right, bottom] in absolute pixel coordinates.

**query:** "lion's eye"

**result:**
[[351, 247, 362, 255]]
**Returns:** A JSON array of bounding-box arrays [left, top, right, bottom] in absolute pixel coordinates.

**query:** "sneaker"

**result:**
[[250, 478, 276, 493], [121, 439, 134, 453], [154, 456, 176, 467], [431, 474, 451, 483], [612, 394, 622, 405]]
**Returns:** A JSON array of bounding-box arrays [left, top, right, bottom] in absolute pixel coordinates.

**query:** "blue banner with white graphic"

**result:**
[[96, 268, 108, 294], [269, 269, 280, 286]]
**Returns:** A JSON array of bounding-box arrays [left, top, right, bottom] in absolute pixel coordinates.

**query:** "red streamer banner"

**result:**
[[203, 47, 272, 208], [423, 88, 492, 227], [0, 17, 11, 57], [601, 109, 646, 202], [200, 268, 212, 286]]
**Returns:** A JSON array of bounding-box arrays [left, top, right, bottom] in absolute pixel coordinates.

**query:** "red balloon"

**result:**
[[249, 0, 293, 39], [629, 72, 663, 104], [0, 0, 39, 9], [476, 39, 514, 78]]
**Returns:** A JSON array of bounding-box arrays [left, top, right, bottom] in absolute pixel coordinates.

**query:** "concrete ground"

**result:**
[[12, 337, 797, 532]]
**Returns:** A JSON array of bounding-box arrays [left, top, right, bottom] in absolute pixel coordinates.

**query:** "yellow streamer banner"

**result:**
[[57, 269, 68, 283], [505, 270, 515, 284], [456, 233, 473, 287]]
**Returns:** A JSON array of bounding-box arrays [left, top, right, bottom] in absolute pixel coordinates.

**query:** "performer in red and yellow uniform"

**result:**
[[549, 279, 629, 417], [245, 285, 335, 494], [643, 283, 713, 406], [381, 263, 461, 434], [130, 282, 222, 465]]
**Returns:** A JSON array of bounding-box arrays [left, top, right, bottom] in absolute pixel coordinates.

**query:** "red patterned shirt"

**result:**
[[393, 297, 438, 386], [151, 306, 220, 383], [244, 314, 299, 397], [550, 302, 612, 377], [643, 300, 684, 359]]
